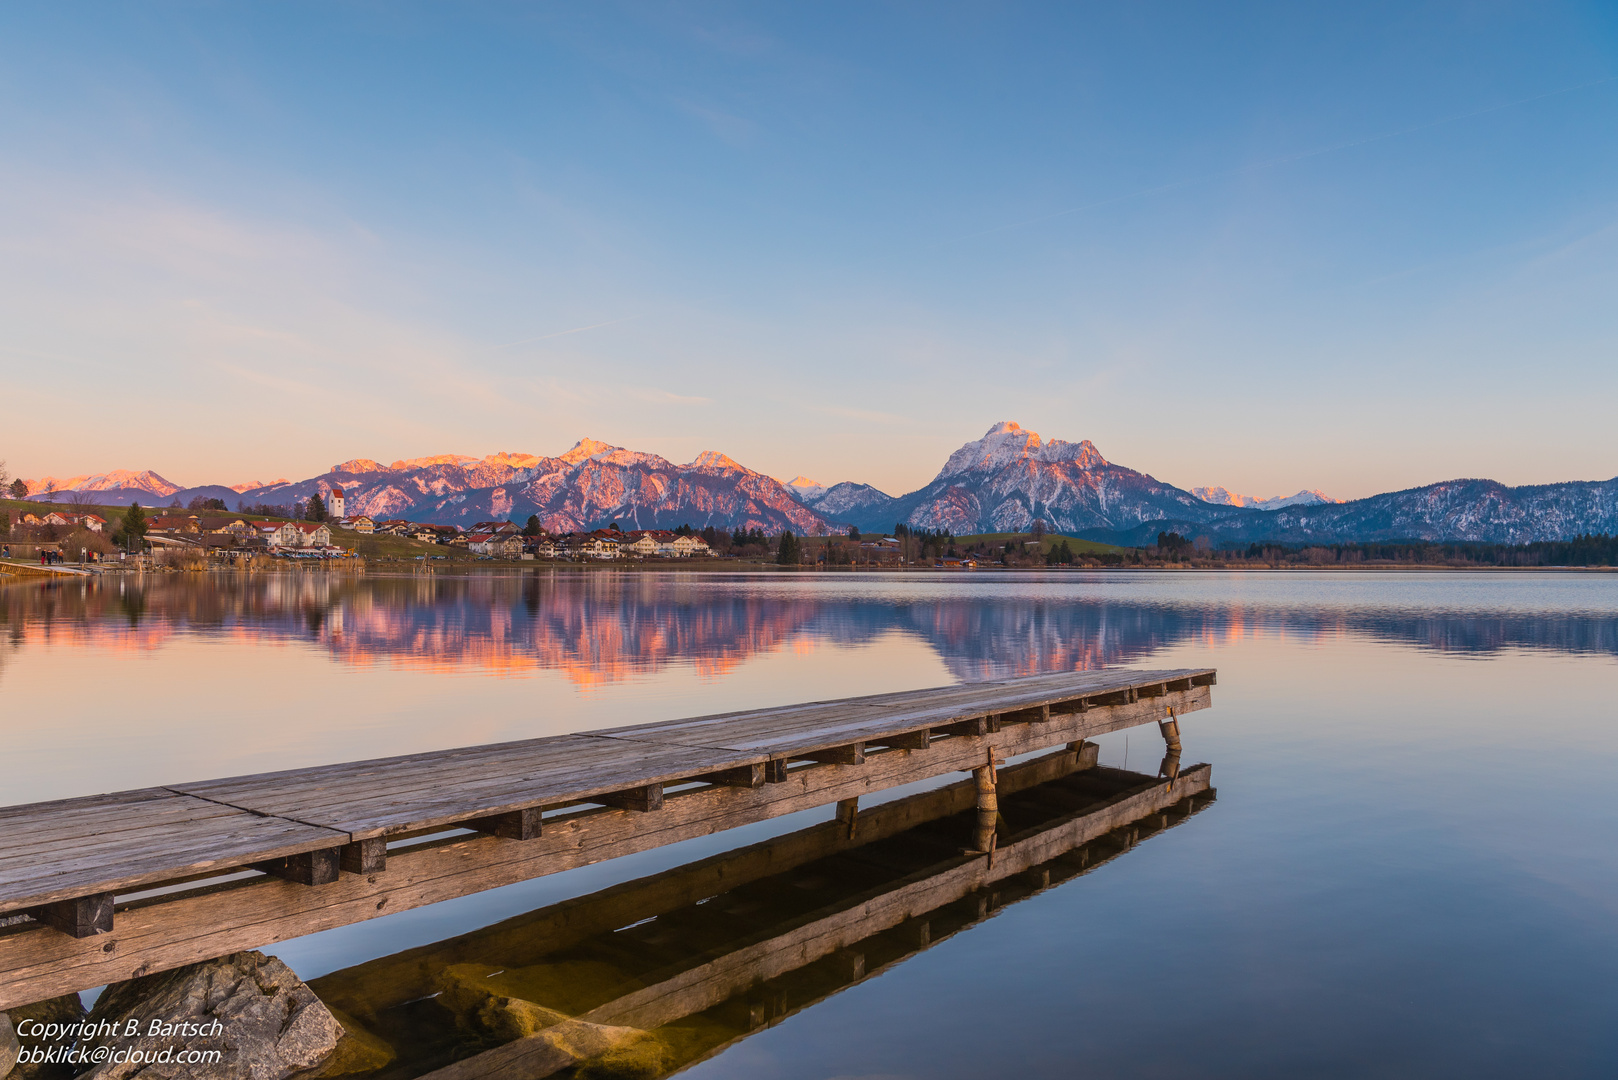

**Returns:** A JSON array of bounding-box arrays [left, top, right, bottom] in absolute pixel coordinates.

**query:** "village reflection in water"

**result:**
[[304, 741, 1212, 1079], [2, 571, 1614, 692]]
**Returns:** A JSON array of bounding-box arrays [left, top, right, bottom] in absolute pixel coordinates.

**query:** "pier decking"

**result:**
[[0, 666, 1214, 1008]]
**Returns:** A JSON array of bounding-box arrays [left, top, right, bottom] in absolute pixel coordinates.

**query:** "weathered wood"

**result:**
[[870, 731, 930, 750], [0, 790, 349, 916], [340, 838, 388, 876], [28, 894, 113, 939], [594, 785, 663, 813], [697, 764, 766, 789], [467, 809, 543, 841], [251, 849, 340, 887], [802, 744, 864, 766]]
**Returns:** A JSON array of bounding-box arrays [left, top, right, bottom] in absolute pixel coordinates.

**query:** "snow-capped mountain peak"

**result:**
[[1191, 486, 1340, 510], [784, 476, 828, 500], [934, 421, 1106, 481], [559, 438, 618, 465], [689, 451, 744, 472]]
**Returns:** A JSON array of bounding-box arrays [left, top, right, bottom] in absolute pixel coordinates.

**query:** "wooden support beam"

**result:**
[[870, 730, 929, 750], [340, 838, 387, 875], [698, 764, 767, 789], [1004, 703, 1051, 724], [836, 798, 859, 839], [251, 848, 340, 886], [596, 785, 664, 812], [938, 717, 986, 737], [763, 759, 789, 784], [466, 808, 542, 841], [1192, 671, 1217, 687], [802, 743, 864, 766], [28, 894, 113, 938]]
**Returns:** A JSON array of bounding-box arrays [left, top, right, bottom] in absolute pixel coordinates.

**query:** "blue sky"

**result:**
[[3, 2, 1616, 499]]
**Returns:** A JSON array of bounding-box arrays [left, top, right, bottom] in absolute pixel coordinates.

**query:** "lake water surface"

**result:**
[[4, 570, 1616, 1077]]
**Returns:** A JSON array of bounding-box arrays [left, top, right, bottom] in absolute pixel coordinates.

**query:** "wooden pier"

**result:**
[[318, 749, 1215, 1079], [0, 666, 1214, 1009]]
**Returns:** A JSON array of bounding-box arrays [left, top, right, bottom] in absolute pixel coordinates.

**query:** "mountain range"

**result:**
[[17, 422, 1618, 545]]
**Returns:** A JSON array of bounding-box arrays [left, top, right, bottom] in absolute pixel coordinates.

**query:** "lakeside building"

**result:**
[[335, 515, 375, 534], [40, 512, 108, 533], [467, 532, 523, 558]]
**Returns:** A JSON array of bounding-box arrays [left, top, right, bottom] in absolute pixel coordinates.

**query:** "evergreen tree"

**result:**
[[306, 493, 328, 521], [122, 502, 148, 550], [776, 530, 799, 565], [523, 514, 542, 537], [9, 478, 26, 499], [847, 525, 861, 541]]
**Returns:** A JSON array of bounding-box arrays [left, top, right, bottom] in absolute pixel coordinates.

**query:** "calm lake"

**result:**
[[4, 570, 1617, 1077]]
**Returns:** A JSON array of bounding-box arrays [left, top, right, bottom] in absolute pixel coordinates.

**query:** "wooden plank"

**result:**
[[168, 736, 754, 841], [0, 791, 350, 916], [579, 668, 1211, 755], [0, 686, 1208, 1008]]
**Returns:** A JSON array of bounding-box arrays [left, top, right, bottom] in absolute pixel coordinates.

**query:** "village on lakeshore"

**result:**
[[0, 483, 960, 569]]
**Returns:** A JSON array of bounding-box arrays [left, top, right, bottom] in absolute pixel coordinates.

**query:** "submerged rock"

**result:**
[[2, 1011, 18, 1078], [426, 965, 665, 1080], [318, 1008, 395, 1077], [82, 951, 343, 1079], [6, 995, 87, 1080]]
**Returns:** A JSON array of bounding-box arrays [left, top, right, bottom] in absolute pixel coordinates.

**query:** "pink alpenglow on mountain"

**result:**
[[1191, 486, 1340, 510], [19, 469, 180, 498], [784, 476, 828, 501], [205, 439, 836, 534], [890, 421, 1207, 535]]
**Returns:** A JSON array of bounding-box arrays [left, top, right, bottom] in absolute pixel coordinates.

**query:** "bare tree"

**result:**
[[0, 460, 9, 494], [66, 489, 98, 510]]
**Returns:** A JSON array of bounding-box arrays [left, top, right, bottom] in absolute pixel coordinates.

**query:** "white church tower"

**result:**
[[329, 486, 345, 519]]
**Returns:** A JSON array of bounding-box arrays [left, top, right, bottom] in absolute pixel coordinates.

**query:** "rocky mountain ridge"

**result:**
[[18, 423, 1618, 543], [794, 421, 1218, 535], [1190, 486, 1339, 510]]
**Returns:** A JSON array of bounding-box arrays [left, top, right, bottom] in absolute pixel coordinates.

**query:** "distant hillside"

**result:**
[[1081, 477, 1618, 547]]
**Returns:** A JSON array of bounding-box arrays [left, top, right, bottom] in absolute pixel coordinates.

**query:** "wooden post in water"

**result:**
[[1157, 706, 1183, 789], [973, 748, 1000, 860]]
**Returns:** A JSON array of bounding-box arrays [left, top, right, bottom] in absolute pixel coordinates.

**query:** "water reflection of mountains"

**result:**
[[2, 574, 1613, 682]]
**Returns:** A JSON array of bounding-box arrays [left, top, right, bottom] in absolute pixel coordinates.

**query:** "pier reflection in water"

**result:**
[[307, 743, 1212, 1080]]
